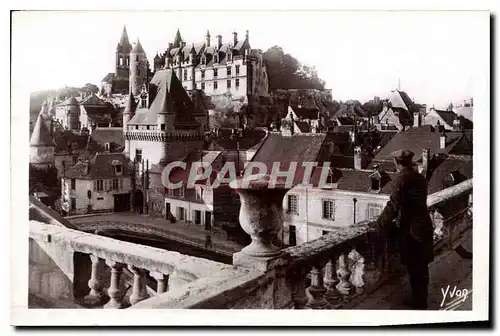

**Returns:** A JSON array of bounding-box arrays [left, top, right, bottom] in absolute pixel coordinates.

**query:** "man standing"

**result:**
[[376, 149, 434, 309]]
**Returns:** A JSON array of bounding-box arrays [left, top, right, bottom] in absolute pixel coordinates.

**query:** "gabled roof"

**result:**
[[433, 109, 457, 127], [81, 93, 107, 106], [336, 169, 395, 194], [30, 114, 53, 147], [128, 69, 199, 129], [388, 90, 418, 113], [90, 127, 124, 149], [291, 106, 319, 120], [65, 152, 131, 180]]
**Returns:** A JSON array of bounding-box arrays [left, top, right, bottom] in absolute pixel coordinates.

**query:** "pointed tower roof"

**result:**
[[173, 29, 183, 48], [131, 38, 145, 54], [117, 25, 132, 53], [30, 113, 53, 147], [123, 92, 137, 114], [206, 29, 211, 37]]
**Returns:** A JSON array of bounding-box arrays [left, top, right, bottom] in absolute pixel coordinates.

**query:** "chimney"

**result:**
[[420, 148, 429, 177], [413, 112, 422, 127], [216, 35, 222, 49], [354, 146, 362, 170], [233, 31, 238, 46], [440, 132, 447, 149], [205, 30, 211, 47]]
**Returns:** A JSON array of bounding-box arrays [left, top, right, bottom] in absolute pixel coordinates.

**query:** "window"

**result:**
[[136, 55, 139, 61], [201, 82, 205, 90], [227, 66, 232, 76], [160, 124, 166, 130], [95, 180, 104, 192], [112, 179, 119, 190], [213, 69, 218, 78], [70, 179, 76, 190], [115, 165, 123, 175], [235, 79, 240, 88], [167, 188, 174, 197], [322, 230, 330, 236], [194, 210, 202, 225], [177, 207, 185, 220], [214, 54, 219, 64], [367, 204, 382, 220], [183, 69, 188, 80], [214, 81, 218, 90], [371, 178, 380, 191], [179, 187, 185, 198], [70, 198, 76, 210], [135, 149, 142, 163], [235, 65, 240, 75], [322, 199, 335, 220], [202, 56, 206, 65], [287, 195, 298, 215], [227, 80, 231, 89], [120, 57, 123, 66], [289, 225, 296, 246], [201, 70, 205, 79]]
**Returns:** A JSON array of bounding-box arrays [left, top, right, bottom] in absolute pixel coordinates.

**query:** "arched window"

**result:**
[[119, 57, 123, 66]]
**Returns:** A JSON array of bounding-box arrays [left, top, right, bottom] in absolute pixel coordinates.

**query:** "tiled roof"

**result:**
[[81, 93, 107, 106], [207, 128, 267, 151], [292, 106, 319, 120], [372, 131, 464, 163], [336, 117, 355, 125], [101, 73, 115, 82], [58, 96, 79, 106], [295, 121, 311, 133], [426, 155, 473, 194], [81, 105, 111, 119], [30, 114, 53, 147], [434, 109, 457, 127], [90, 127, 124, 149], [389, 90, 418, 113], [128, 69, 200, 129], [336, 169, 395, 194], [65, 152, 131, 180]]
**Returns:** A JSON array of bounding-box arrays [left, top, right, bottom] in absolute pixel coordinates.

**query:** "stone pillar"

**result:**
[[128, 265, 149, 305], [83, 254, 108, 306], [151, 271, 169, 294], [104, 260, 127, 309], [336, 254, 353, 296], [323, 258, 342, 306], [230, 174, 290, 271], [305, 264, 330, 309]]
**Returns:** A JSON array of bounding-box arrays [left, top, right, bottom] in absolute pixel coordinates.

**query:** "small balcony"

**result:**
[[28, 177, 473, 311]]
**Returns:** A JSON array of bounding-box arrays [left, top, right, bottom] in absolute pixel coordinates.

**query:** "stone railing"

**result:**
[[29, 177, 472, 309], [29, 219, 256, 309], [134, 177, 472, 309]]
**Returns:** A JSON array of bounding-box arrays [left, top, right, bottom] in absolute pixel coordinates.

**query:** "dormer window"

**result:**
[[214, 54, 219, 64], [213, 68, 218, 78], [227, 52, 232, 62], [104, 142, 110, 152], [112, 160, 123, 176], [201, 56, 206, 65], [371, 178, 380, 191]]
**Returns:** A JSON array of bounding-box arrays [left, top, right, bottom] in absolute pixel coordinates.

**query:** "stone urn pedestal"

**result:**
[[230, 174, 290, 272]]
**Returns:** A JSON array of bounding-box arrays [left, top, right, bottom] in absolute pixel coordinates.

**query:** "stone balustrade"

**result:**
[[29, 220, 250, 308], [29, 178, 472, 310]]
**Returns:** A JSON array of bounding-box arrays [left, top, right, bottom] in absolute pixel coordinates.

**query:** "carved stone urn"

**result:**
[[230, 174, 290, 269]]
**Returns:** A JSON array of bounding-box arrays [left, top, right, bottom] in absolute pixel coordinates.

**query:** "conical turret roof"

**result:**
[[173, 29, 183, 48], [117, 25, 132, 52], [30, 113, 53, 147], [131, 38, 145, 54], [124, 92, 137, 114]]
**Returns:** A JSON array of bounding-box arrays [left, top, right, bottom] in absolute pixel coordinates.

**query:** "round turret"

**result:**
[[129, 38, 148, 96]]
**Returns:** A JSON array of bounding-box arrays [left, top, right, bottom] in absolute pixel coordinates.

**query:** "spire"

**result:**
[[206, 29, 211, 38], [173, 28, 183, 48], [117, 25, 131, 52], [123, 92, 137, 114], [131, 38, 145, 54], [30, 113, 53, 147]]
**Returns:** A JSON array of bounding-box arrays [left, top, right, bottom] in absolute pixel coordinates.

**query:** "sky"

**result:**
[[12, 10, 486, 107]]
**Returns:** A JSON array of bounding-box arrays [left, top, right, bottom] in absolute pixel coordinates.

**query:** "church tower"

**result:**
[[116, 26, 132, 81], [129, 38, 148, 96]]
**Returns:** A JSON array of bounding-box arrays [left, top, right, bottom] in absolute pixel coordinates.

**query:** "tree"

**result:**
[[263, 46, 326, 90], [83, 83, 99, 95]]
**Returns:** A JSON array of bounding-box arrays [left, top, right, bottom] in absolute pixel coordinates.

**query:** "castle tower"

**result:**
[[116, 26, 132, 80], [30, 113, 55, 169], [66, 96, 80, 130], [123, 92, 137, 155], [129, 38, 148, 96]]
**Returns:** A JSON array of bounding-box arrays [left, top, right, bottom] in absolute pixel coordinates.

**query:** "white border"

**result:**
[[7, 1, 492, 328]]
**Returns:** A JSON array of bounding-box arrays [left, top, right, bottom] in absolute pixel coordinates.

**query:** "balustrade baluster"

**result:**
[[150, 271, 169, 294], [128, 265, 149, 305], [292, 268, 308, 309], [83, 254, 108, 306], [323, 258, 342, 307], [104, 260, 127, 309], [305, 263, 330, 309], [348, 249, 366, 295], [336, 254, 353, 296]]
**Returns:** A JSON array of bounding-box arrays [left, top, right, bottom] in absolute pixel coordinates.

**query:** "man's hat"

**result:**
[[390, 149, 415, 161]]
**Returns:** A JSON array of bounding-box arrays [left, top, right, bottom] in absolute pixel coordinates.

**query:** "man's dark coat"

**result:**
[[377, 166, 434, 264]]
